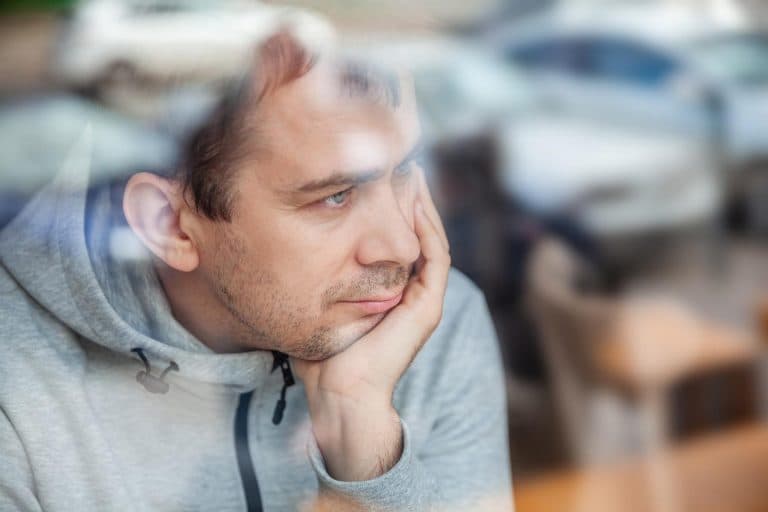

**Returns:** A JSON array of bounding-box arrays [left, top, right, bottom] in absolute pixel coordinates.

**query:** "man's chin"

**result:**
[[299, 313, 386, 361], [337, 312, 387, 351]]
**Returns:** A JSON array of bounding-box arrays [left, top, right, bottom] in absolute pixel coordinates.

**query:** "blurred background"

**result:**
[[2, 0, 768, 510]]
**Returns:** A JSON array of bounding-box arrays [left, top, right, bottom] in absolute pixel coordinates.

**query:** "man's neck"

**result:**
[[154, 261, 244, 353]]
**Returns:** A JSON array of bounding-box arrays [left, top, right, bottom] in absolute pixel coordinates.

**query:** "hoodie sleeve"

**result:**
[[0, 408, 43, 512], [306, 290, 514, 512]]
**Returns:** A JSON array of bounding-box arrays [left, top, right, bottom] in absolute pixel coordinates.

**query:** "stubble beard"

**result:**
[[212, 232, 412, 359]]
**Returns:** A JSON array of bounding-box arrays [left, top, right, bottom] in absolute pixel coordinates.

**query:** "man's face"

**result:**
[[197, 62, 423, 359]]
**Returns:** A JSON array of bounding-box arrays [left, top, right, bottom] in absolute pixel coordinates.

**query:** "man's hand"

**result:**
[[291, 170, 451, 481]]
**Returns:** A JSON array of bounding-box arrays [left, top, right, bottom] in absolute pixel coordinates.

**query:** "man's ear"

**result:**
[[123, 172, 200, 272]]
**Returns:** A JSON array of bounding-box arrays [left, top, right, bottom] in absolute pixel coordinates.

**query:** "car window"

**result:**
[[507, 37, 590, 74], [509, 36, 680, 89], [586, 37, 679, 88]]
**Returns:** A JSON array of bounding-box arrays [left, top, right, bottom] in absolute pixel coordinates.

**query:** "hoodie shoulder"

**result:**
[[437, 267, 490, 342], [444, 267, 486, 315]]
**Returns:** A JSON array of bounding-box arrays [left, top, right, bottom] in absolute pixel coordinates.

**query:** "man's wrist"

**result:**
[[307, 393, 403, 482]]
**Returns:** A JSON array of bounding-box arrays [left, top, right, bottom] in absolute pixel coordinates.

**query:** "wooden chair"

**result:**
[[526, 238, 642, 465]]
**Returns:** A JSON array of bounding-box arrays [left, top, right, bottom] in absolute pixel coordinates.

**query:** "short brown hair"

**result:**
[[175, 31, 401, 222], [176, 31, 316, 222]]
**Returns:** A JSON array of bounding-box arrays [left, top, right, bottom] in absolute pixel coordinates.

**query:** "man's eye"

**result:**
[[323, 189, 352, 208]]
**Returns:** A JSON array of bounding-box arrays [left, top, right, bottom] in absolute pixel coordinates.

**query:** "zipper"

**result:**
[[234, 391, 263, 512], [234, 353, 294, 511], [270, 351, 295, 425]]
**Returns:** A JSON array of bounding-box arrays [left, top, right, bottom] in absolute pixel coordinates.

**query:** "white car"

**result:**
[[494, 3, 768, 227], [348, 37, 719, 240], [53, 0, 336, 89]]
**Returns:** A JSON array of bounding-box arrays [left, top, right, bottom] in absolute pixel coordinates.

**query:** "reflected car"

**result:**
[[496, 3, 768, 228], [53, 0, 335, 90], [349, 38, 719, 242], [0, 94, 177, 228]]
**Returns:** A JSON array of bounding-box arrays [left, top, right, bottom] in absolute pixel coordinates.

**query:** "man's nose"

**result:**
[[355, 191, 420, 269]]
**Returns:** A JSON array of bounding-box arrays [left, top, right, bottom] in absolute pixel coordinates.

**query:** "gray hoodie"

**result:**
[[0, 133, 513, 511]]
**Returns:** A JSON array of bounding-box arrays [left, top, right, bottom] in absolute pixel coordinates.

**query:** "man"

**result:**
[[0, 31, 513, 511]]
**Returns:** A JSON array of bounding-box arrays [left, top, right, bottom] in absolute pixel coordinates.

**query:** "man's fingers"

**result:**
[[419, 176, 449, 251], [416, 171, 449, 251], [414, 201, 450, 290]]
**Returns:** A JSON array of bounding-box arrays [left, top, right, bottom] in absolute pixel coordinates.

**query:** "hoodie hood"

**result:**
[[0, 129, 275, 392]]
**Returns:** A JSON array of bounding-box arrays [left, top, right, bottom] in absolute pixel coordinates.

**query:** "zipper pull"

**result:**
[[271, 351, 295, 425]]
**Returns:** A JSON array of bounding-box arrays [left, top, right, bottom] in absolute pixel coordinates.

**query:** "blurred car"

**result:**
[[495, 3, 768, 228], [0, 94, 177, 229], [52, 0, 336, 90], [348, 37, 719, 244]]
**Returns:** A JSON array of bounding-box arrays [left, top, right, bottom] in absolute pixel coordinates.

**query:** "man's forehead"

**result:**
[[252, 61, 420, 189], [268, 57, 415, 126]]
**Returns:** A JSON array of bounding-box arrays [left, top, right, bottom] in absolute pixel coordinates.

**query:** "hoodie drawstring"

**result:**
[[131, 347, 179, 394], [129, 348, 295, 424], [270, 351, 295, 425]]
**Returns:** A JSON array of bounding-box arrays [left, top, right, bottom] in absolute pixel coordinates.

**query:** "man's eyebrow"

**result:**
[[287, 138, 424, 196], [293, 168, 386, 194]]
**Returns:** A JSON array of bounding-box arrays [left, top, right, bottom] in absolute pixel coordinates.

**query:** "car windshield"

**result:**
[[414, 52, 534, 127], [691, 33, 768, 85]]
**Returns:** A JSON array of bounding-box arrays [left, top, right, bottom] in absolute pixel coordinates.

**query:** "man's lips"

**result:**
[[341, 292, 404, 315]]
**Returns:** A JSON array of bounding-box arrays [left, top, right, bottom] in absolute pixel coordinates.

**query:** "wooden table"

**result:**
[[596, 299, 760, 394], [592, 299, 762, 453], [515, 423, 768, 512]]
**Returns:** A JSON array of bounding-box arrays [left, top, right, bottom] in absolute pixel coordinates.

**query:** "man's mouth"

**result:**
[[341, 292, 404, 315]]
